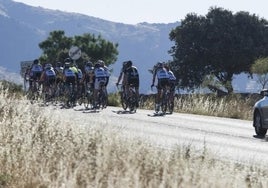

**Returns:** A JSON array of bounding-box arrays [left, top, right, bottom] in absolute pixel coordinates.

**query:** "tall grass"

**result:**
[[0, 82, 267, 187], [140, 93, 259, 120], [174, 93, 258, 120]]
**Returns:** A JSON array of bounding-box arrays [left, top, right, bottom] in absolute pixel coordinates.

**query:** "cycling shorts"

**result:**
[[95, 77, 107, 90], [157, 78, 169, 90], [127, 77, 139, 88]]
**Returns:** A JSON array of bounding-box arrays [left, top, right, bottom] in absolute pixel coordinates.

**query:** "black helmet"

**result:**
[[97, 60, 105, 67], [85, 61, 93, 67], [157, 62, 163, 68], [33, 59, 39, 64], [64, 58, 71, 63], [126, 60, 132, 68], [56, 62, 62, 67], [64, 62, 70, 68], [94, 62, 101, 68]]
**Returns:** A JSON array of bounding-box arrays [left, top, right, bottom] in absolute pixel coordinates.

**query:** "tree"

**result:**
[[169, 7, 268, 94], [38, 30, 119, 68], [251, 57, 268, 89], [39, 30, 73, 64]]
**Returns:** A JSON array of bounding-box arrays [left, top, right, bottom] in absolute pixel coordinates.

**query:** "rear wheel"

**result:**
[[254, 111, 267, 137], [120, 92, 128, 110]]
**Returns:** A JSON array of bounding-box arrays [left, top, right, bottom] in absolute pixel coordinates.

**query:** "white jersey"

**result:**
[[94, 67, 106, 78], [31, 64, 43, 73], [156, 68, 169, 79], [64, 68, 76, 77], [45, 69, 56, 77]]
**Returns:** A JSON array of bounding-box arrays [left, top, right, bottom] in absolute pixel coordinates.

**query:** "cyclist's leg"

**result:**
[[155, 81, 162, 112], [93, 78, 100, 108]]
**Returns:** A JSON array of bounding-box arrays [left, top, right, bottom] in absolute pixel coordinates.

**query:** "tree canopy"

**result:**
[[38, 30, 119, 68], [169, 7, 268, 93], [251, 57, 268, 89]]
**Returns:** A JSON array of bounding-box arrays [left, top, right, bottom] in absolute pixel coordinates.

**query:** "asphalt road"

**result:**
[[52, 105, 268, 167]]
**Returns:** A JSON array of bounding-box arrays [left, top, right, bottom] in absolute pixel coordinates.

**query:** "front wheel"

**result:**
[[254, 111, 267, 137]]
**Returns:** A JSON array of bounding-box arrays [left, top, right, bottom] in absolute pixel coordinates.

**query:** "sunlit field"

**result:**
[[0, 82, 267, 187]]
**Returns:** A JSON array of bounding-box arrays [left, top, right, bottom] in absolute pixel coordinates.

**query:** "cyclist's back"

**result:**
[[151, 62, 169, 112], [40, 64, 56, 85], [152, 63, 169, 90], [63, 62, 76, 86], [30, 59, 43, 80], [124, 60, 140, 107]]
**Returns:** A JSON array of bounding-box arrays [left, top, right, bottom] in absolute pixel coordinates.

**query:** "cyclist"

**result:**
[[54, 62, 64, 83], [116, 61, 128, 97], [29, 59, 43, 90], [151, 62, 170, 112], [63, 59, 77, 89], [164, 64, 177, 108], [82, 61, 95, 90], [40, 63, 56, 96], [99, 60, 110, 95], [124, 60, 140, 107], [93, 61, 107, 108]]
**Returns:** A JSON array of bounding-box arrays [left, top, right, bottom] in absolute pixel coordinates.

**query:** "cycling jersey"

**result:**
[[64, 68, 76, 85], [31, 64, 43, 73], [30, 64, 43, 80], [154, 67, 169, 90], [155, 68, 169, 79], [94, 67, 107, 89], [124, 66, 139, 87], [45, 69, 56, 77]]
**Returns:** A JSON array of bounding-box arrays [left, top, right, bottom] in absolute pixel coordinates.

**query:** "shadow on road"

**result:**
[[253, 135, 267, 140], [112, 110, 136, 115]]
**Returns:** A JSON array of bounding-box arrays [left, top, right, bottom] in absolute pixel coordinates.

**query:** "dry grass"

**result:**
[[140, 93, 260, 120], [0, 83, 267, 187]]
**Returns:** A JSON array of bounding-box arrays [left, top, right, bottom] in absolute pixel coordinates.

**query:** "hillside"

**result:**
[[0, 0, 180, 93]]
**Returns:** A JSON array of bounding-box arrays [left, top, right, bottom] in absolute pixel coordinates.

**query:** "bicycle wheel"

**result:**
[[83, 90, 92, 109], [168, 94, 174, 114], [161, 90, 168, 115], [121, 92, 128, 110]]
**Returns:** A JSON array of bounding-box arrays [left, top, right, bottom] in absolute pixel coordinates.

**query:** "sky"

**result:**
[[12, 0, 268, 25]]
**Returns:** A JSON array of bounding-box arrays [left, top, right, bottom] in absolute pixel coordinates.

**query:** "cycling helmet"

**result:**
[[64, 58, 71, 63], [56, 62, 62, 67], [157, 62, 163, 68], [33, 59, 39, 64], [94, 62, 101, 68], [97, 60, 105, 67], [64, 62, 70, 68], [85, 61, 93, 67], [45, 63, 52, 69], [126, 60, 132, 68]]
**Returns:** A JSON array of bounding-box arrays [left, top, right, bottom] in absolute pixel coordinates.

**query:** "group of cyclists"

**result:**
[[24, 57, 177, 113], [24, 58, 110, 109]]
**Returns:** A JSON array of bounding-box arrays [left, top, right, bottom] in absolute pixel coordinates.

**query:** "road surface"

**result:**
[[50, 105, 268, 167]]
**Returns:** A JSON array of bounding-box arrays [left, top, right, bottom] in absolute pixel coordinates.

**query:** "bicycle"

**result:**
[[151, 85, 170, 115], [79, 82, 94, 109], [63, 82, 76, 108], [117, 84, 138, 112], [42, 82, 56, 105], [95, 81, 107, 109], [27, 79, 41, 103]]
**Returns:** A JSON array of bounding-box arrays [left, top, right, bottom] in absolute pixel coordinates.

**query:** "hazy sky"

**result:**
[[12, 0, 268, 24]]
